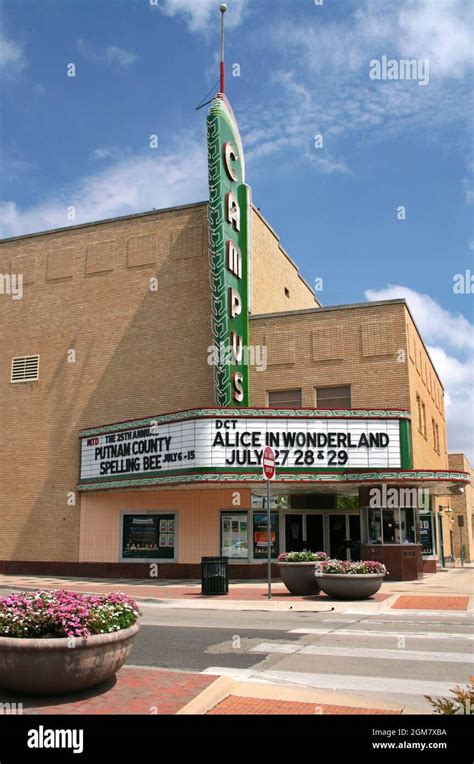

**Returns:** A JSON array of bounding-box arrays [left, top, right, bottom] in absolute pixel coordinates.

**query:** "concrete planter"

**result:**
[[317, 573, 384, 600], [278, 562, 321, 596], [0, 622, 139, 695]]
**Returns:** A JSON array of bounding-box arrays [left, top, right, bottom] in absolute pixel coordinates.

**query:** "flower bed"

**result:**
[[0, 590, 141, 695], [316, 560, 388, 599], [278, 551, 328, 563], [319, 560, 387, 576], [0, 590, 140, 639]]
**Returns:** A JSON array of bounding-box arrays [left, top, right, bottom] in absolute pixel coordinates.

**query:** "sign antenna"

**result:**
[[219, 3, 227, 94]]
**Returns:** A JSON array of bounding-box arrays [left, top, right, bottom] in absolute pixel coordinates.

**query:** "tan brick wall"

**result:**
[[250, 210, 318, 314], [406, 310, 448, 470], [448, 453, 473, 561], [0, 204, 217, 562], [80, 487, 252, 564], [249, 302, 411, 411]]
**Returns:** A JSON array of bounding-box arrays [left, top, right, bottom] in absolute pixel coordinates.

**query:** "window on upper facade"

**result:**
[[316, 385, 351, 409], [416, 394, 422, 433], [268, 389, 302, 408]]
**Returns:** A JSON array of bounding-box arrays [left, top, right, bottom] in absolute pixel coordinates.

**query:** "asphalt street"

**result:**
[[130, 606, 474, 712]]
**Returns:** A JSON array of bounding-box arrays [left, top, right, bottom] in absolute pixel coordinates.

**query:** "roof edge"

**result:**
[[250, 298, 407, 320], [0, 201, 209, 244]]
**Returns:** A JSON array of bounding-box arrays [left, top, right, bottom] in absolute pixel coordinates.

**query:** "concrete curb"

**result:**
[[177, 674, 424, 715], [177, 676, 238, 715]]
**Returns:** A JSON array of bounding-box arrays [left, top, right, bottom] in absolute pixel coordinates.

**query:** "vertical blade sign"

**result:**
[[207, 95, 251, 406]]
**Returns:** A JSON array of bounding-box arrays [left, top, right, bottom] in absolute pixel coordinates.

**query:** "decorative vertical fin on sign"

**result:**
[[207, 68, 251, 404]]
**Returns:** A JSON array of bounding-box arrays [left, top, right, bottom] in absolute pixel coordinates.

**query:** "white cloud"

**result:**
[[463, 160, 474, 206], [156, 0, 248, 33], [0, 29, 26, 73], [280, 0, 474, 81], [427, 345, 474, 461], [0, 139, 207, 238], [92, 147, 113, 160], [241, 0, 473, 179], [365, 285, 474, 463], [90, 146, 132, 161], [77, 40, 138, 68], [397, 0, 474, 78]]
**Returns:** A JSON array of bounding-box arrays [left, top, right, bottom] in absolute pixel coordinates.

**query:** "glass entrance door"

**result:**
[[306, 514, 324, 553], [329, 514, 361, 560], [329, 515, 347, 559], [349, 515, 361, 560], [285, 514, 303, 551]]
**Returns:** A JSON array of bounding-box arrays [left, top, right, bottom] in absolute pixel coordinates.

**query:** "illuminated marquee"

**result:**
[[207, 95, 251, 406], [79, 409, 412, 486]]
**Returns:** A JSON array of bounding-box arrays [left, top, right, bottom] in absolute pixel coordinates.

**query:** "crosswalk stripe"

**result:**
[[201, 667, 461, 697], [250, 642, 472, 662], [251, 642, 299, 654], [321, 616, 474, 627], [345, 609, 474, 618], [257, 670, 464, 697], [296, 645, 473, 663], [320, 613, 471, 628], [364, 618, 474, 628], [289, 627, 474, 640]]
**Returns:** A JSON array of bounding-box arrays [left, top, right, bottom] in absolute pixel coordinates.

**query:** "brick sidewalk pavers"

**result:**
[[0, 578, 391, 603], [207, 696, 400, 715], [392, 595, 469, 611], [0, 667, 216, 715]]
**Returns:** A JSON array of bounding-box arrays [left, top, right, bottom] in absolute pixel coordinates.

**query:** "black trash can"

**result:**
[[201, 557, 229, 595]]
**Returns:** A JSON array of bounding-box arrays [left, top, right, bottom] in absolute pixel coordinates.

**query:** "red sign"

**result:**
[[263, 446, 276, 480]]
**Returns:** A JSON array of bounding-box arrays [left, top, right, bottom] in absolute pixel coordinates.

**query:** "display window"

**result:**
[[252, 512, 279, 559], [121, 513, 176, 560], [221, 512, 249, 559], [419, 512, 436, 555]]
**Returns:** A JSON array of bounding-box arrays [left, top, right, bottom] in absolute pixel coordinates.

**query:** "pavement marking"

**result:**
[[257, 671, 464, 698], [363, 618, 474, 628], [297, 645, 474, 663], [289, 628, 474, 641], [345, 609, 474, 618], [250, 642, 473, 663], [201, 668, 460, 698], [202, 667, 274, 684], [250, 642, 301, 654], [330, 616, 473, 627]]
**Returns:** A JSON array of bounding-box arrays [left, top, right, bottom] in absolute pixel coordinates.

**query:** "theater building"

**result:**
[[1, 92, 469, 581]]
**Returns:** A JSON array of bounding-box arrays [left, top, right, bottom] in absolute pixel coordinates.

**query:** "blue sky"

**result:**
[[1, 0, 473, 459]]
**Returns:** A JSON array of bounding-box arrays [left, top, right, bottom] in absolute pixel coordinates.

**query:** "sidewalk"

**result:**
[[0, 568, 472, 612], [0, 666, 414, 716]]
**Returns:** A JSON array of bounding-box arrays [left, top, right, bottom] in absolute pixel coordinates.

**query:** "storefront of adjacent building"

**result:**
[[448, 453, 473, 563], [1, 93, 469, 580]]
